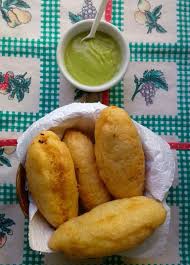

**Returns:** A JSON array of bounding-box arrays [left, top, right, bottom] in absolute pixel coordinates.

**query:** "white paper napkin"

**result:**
[[16, 103, 175, 258]]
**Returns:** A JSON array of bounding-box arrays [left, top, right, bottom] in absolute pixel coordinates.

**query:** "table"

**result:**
[[0, 0, 189, 264]]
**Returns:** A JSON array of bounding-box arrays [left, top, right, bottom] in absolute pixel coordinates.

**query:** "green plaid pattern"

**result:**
[[0, 185, 17, 204], [0, 0, 190, 264], [22, 219, 42, 265], [0, 0, 60, 131], [110, 0, 124, 108], [0, 0, 60, 263], [110, 1, 190, 265]]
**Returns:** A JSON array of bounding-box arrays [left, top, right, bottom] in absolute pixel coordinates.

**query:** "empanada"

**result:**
[[95, 106, 145, 198], [49, 196, 166, 258], [64, 130, 111, 210], [25, 131, 78, 227]]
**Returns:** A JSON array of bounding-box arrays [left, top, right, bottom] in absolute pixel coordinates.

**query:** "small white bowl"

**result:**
[[57, 19, 130, 93]]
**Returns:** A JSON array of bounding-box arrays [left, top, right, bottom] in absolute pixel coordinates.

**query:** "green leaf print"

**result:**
[[0, 214, 15, 248], [2, 0, 18, 10], [1, 8, 11, 22], [134, 75, 139, 86], [0, 231, 6, 237], [0, 147, 12, 167], [152, 5, 162, 17], [7, 72, 31, 102], [0, 214, 6, 220], [8, 87, 16, 99], [131, 69, 168, 105], [1, 217, 15, 227], [68, 0, 97, 24], [24, 77, 31, 92], [0, 148, 4, 155], [0, 72, 4, 83], [145, 11, 155, 24], [2, 0, 30, 10], [0, 156, 12, 167], [135, 3, 167, 34], [143, 69, 168, 90], [69, 11, 82, 23], [1, 0, 31, 28], [13, 0, 30, 9], [16, 86, 24, 102], [156, 23, 167, 33]]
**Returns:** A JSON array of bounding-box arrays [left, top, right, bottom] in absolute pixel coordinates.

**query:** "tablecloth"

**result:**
[[0, 0, 189, 264]]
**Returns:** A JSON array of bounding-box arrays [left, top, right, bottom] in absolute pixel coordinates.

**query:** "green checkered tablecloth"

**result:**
[[0, 0, 189, 264]]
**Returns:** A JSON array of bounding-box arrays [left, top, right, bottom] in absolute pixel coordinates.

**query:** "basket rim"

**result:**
[[16, 164, 29, 217]]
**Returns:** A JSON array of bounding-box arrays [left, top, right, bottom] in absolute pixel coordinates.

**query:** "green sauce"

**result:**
[[64, 31, 121, 86]]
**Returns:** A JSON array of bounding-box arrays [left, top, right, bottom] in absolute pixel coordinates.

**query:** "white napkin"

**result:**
[[16, 103, 175, 258]]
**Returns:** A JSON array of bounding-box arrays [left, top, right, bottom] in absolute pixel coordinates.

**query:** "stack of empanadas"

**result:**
[[25, 106, 166, 258]]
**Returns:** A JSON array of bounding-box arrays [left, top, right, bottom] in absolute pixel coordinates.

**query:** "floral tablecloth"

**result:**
[[0, 0, 189, 265]]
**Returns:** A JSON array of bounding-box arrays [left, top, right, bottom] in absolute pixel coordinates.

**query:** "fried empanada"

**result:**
[[95, 106, 145, 198], [49, 196, 166, 258], [25, 131, 78, 228], [64, 130, 111, 211]]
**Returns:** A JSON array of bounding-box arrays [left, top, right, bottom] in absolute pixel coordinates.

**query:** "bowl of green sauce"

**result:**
[[57, 19, 130, 92]]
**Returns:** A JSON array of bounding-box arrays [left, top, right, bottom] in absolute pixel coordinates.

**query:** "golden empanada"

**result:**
[[64, 130, 111, 210], [25, 131, 78, 227], [95, 106, 145, 198], [49, 196, 166, 258]]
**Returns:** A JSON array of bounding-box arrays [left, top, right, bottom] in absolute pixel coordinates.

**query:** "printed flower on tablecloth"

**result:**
[[0, 214, 15, 248], [131, 69, 168, 106], [69, 0, 97, 24], [0, 71, 31, 102], [134, 0, 167, 34], [0, 0, 32, 28]]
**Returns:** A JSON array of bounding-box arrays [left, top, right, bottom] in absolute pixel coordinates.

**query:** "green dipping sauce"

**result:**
[[64, 31, 121, 86]]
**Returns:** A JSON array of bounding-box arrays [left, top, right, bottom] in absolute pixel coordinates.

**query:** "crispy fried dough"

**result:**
[[95, 106, 145, 198], [49, 196, 166, 258], [64, 130, 111, 210], [25, 131, 78, 227]]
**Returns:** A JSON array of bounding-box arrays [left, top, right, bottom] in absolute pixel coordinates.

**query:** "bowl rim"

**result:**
[[57, 19, 130, 92]]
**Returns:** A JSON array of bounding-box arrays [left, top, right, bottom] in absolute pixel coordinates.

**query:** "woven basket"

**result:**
[[16, 164, 29, 217]]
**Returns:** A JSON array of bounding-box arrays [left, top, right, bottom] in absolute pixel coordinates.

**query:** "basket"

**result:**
[[16, 164, 29, 217]]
